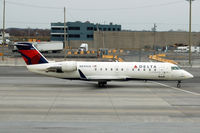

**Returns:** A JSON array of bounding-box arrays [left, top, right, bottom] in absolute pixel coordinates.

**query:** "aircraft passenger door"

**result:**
[[158, 65, 166, 78]]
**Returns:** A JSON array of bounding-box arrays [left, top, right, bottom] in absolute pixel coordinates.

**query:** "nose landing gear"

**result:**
[[177, 81, 181, 88]]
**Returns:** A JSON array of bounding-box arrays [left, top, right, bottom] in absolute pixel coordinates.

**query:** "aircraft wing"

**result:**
[[86, 76, 127, 80], [78, 69, 128, 81]]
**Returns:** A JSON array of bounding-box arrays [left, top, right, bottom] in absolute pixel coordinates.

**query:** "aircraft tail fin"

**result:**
[[15, 42, 48, 65]]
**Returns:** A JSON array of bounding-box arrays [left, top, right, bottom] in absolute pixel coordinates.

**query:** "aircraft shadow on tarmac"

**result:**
[[81, 82, 169, 90], [13, 78, 197, 90], [15, 81, 165, 89]]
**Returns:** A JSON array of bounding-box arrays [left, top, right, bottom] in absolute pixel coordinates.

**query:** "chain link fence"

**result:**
[[1, 45, 200, 67]]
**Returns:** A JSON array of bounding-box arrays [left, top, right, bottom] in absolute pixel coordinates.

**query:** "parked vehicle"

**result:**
[[34, 42, 64, 53], [11, 42, 64, 53], [174, 46, 200, 53], [78, 43, 88, 52]]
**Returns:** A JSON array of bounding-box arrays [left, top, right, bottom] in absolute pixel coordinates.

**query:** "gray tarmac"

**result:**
[[0, 66, 200, 133]]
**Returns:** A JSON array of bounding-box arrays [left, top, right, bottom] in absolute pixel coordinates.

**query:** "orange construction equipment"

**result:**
[[80, 51, 84, 55], [28, 39, 37, 42], [102, 55, 114, 59], [112, 49, 117, 53], [149, 54, 178, 64], [102, 55, 124, 62], [117, 57, 124, 62], [67, 51, 72, 55]]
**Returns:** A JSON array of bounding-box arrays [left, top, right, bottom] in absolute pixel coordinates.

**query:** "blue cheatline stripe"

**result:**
[[38, 53, 48, 64]]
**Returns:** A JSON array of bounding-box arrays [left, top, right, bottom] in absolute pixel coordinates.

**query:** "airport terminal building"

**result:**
[[51, 21, 121, 41]]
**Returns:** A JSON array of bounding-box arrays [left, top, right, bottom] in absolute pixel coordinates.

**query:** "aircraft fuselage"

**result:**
[[27, 61, 193, 81]]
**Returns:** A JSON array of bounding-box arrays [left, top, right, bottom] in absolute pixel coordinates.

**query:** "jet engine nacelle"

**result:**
[[61, 61, 77, 72]]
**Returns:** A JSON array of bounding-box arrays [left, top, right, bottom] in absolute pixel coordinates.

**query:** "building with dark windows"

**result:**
[[51, 21, 121, 41], [50, 21, 200, 50]]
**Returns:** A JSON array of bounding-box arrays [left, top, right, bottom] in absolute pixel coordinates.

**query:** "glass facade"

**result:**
[[51, 21, 121, 41]]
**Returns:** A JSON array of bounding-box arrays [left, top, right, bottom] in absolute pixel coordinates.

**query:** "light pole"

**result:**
[[153, 23, 157, 55], [2, 0, 5, 61], [186, 0, 195, 65], [64, 7, 67, 60]]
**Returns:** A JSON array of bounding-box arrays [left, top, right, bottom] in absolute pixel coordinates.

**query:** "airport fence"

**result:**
[[1, 46, 200, 67]]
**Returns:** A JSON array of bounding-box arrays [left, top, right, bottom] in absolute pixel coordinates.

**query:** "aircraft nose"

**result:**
[[188, 73, 194, 78], [184, 71, 194, 79]]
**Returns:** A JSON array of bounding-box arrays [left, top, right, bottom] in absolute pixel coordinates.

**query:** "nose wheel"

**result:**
[[177, 81, 181, 88]]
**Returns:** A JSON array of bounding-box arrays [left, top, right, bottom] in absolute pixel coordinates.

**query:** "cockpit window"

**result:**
[[171, 66, 181, 70]]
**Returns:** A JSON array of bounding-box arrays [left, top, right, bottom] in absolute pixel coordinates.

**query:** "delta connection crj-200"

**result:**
[[15, 42, 193, 88]]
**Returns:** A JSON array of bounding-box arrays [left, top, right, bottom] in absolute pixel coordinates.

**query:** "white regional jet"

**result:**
[[15, 42, 193, 88]]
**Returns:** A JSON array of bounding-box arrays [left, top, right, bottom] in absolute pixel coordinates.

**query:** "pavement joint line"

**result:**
[[151, 81, 200, 96], [44, 87, 63, 120], [104, 87, 122, 123]]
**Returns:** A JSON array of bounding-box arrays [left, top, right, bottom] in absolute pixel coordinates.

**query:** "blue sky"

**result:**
[[0, 0, 200, 31]]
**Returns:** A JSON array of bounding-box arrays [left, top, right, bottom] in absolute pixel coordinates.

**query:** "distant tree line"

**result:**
[[0, 28, 50, 41], [0, 28, 50, 36]]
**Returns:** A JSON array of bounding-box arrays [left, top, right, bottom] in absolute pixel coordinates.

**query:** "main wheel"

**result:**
[[177, 81, 181, 88], [177, 83, 181, 88], [98, 81, 107, 87], [98, 82, 102, 87]]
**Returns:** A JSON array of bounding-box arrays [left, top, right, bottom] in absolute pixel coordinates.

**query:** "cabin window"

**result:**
[[121, 68, 123, 71], [100, 68, 102, 71], [143, 69, 145, 71], [149, 69, 151, 71], [132, 68, 134, 71], [111, 68, 113, 71], [95, 68, 97, 71], [116, 68, 118, 71], [105, 68, 107, 71], [171, 66, 181, 70], [154, 69, 156, 71]]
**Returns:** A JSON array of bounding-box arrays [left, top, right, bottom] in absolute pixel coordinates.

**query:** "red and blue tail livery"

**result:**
[[15, 42, 48, 65]]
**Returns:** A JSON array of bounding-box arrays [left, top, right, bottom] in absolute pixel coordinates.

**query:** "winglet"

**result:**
[[78, 69, 87, 80]]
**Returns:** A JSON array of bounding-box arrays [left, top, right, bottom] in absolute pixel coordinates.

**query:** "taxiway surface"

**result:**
[[0, 66, 200, 133]]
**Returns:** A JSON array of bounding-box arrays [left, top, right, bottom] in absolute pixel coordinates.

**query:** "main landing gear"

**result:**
[[177, 81, 181, 88], [98, 81, 107, 87]]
